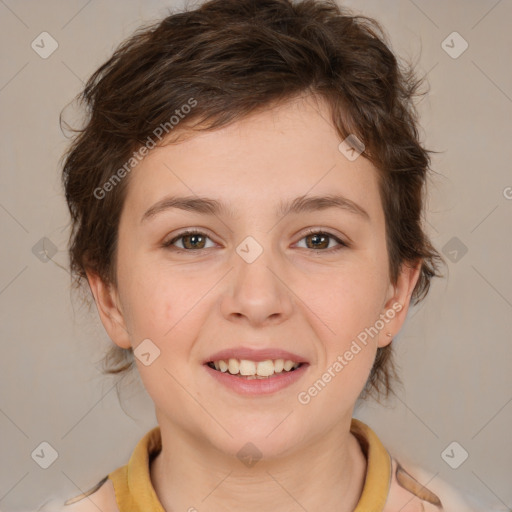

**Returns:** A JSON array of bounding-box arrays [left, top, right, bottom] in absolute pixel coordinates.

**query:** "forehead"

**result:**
[[122, 95, 382, 222]]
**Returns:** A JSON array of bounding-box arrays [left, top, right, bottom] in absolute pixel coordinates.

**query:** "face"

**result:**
[[88, 95, 419, 458]]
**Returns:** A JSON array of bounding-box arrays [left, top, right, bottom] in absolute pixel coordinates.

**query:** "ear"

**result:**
[[377, 259, 422, 348], [85, 269, 132, 349]]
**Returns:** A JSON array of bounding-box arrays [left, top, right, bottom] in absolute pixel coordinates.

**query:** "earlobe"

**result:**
[[378, 260, 422, 348], [85, 269, 132, 350]]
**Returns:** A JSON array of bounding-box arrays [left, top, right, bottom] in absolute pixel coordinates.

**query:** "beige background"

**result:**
[[0, 0, 511, 510]]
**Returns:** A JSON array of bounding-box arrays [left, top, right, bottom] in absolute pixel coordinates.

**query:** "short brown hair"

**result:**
[[61, 0, 445, 400]]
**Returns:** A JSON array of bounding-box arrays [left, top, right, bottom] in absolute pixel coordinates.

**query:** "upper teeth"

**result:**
[[212, 358, 300, 376]]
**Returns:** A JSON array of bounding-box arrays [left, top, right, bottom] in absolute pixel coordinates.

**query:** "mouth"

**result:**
[[203, 347, 310, 395], [205, 358, 305, 379]]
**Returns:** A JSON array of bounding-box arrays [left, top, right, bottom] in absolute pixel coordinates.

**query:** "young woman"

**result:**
[[50, 0, 488, 510]]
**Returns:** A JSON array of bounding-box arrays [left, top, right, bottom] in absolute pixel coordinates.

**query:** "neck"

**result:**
[[150, 418, 367, 512]]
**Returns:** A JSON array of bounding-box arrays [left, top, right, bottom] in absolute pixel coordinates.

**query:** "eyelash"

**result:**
[[162, 228, 349, 254]]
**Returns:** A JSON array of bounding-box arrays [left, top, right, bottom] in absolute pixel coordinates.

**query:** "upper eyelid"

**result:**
[[299, 229, 348, 248], [166, 228, 216, 244]]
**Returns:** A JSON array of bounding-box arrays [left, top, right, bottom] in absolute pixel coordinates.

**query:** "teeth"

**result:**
[[283, 360, 295, 371], [228, 358, 239, 375], [239, 360, 256, 376], [274, 359, 285, 373], [211, 358, 301, 377], [256, 360, 275, 377]]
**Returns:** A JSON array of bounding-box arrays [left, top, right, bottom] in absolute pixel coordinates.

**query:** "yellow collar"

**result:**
[[106, 418, 391, 511]]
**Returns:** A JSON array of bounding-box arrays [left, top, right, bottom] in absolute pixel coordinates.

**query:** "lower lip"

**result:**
[[204, 363, 309, 396]]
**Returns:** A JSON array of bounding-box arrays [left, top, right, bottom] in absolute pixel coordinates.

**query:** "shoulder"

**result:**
[[384, 457, 494, 512], [60, 477, 119, 512]]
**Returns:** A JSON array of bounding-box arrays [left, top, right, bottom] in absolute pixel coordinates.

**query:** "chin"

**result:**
[[202, 417, 307, 462]]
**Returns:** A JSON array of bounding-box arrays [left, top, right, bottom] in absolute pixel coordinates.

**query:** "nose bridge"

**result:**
[[221, 233, 293, 324]]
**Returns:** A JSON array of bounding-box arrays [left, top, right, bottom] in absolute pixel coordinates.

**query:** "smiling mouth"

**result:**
[[206, 358, 305, 379]]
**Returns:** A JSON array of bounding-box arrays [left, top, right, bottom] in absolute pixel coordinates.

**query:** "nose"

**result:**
[[220, 242, 294, 327]]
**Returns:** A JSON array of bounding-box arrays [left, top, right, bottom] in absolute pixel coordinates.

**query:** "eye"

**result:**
[[162, 230, 216, 251], [162, 228, 349, 254], [295, 229, 349, 252]]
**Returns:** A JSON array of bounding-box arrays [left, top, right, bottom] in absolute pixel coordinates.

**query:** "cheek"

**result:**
[[298, 262, 388, 399], [118, 260, 196, 340], [297, 273, 383, 412], [305, 264, 388, 338]]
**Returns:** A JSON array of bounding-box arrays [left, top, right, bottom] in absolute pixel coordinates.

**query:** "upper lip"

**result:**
[[204, 347, 309, 364]]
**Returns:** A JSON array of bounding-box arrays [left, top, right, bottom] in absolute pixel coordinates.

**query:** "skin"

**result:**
[[86, 94, 421, 512]]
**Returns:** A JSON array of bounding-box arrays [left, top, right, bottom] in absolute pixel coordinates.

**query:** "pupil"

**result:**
[[185, 234, 204, 249], [309, 233, 327, 249]]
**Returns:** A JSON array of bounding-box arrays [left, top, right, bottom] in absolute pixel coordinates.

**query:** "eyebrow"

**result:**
[[140, 193, 370, 224]]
